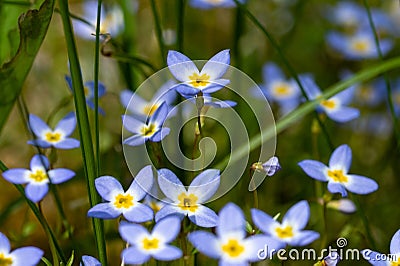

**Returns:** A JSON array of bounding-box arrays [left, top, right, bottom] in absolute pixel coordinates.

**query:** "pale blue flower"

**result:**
[[187, 93, 237, 109], [156, 168, 220, 227], [326, 198, 356, 214], [188, 203, 283, 265], [301, 75, 359, 123], [323, 251, 341, 266], [28, 113, 80, 149], [80, 255, 101, 266], [87, 165, 154, 223], [362, 229, 400, 265], [189, 0, 245, 9], [119, 216, 182, 264], [252, 200, 320, 247], [298, 144, 378, 197], [0, 232, 43, 266], [2, 155, 75, 203], [167, 50, 230, 97], [325, 1, 366, 29], [122, 102, 170, 146], [353, 77, 386, 107]]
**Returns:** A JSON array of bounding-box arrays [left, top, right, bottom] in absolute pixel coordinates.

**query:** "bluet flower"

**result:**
[[119, 216, 182, 264], [298, 144, 378, 197], [189, 0, 244, 9], [87, 165, 154, 223], [2, 155, 75, 203], [325, 1, 365, 29], [28, 113, 80, 149], [156, 168, 220, 227], [0, 232, 43, 266], [188, 203, 283, 264], [65, 75, 106, 115], [326, 199, 356, 214], [167, 49, 230, 97], [251, 200, 320, 247], [80, 255, 101, 266], [301, 75, 360, 122], [362, 229, 400, 265], [122, 102, 170, 146], [252, 156, 281, 176]]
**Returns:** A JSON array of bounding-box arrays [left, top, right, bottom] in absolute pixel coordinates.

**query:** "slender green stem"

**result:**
[[150, 0, 166, 63], [0, 161, 67, 263], [57, 0, 107, 263], [176, 0, 185, 52], [363, 0, 400, 148], [94, 0, 102, 179]]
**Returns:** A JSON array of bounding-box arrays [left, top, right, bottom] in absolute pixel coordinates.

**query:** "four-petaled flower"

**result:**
[[87, 165, 154, 223], [251, 200, 320, 247], [122, 102, 170, 146], [188, 203, 282, 265], [2, 155, 75, 203], [167, 49, 230, 97], [300, 75, 360, 123], [156, 168, 220, 227], [0, 232, 43, 266], [362, 229, 400, 265], [119, 216, 182, 264], [298, 144, 378, 197], [28, 113, 80, 149]]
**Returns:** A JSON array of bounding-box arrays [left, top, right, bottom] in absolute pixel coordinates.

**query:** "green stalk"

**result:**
[[363, 0, 400, 147], [57, 0, 107, 264], [94, 0, 102, 180], [150, 0, 166, 63], [215, 56, 400, 170], [0, 161, 67, 263]]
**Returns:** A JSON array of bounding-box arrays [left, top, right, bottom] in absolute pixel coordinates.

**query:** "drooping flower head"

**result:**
[[188, 203, 283, 265], [362, 229, 400, 265], [252, 156, 282, 176], [28, 113, 80, 149], [326, 198, 356, 214], [298, 144, 378, 197], [189, 0, 245, 9], [87, 165, 154, 223], [167, 49, 230, 97], [119, 216, 182, 264], [122, 102, 170, 146], [251, 200, 320, 247], [0, 232, 44, 266], [156, 168, 220, 227], [2, 155, 75, 203], [300, 75, 360, 123], [65, 75, 106, 115]]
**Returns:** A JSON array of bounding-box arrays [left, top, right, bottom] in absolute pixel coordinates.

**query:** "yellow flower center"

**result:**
[[359, 85, 373, 100], [275, 225, 294, 239], [150, 201, 161, 212], [142, 237, 159, 250], [140, 124, 157, 137], [84, 86, 90, 97], [29, 169, 48, 182], [45, 132, 62, 143], [390, 258, 400, 266], [189, 73, 210, 88], [327, 169, 348, 183], [114, 194, 134, 209], [221, 239, 245, 258], [320, 99, 336, 109], [177, 193, 198, 212], [351, 39, 370, 53], [273, 82, 292, 96], [0, 253, 13, 266], [143, 104, 159, 116]]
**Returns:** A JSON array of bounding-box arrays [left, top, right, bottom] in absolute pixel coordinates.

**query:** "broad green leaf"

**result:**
[[0, 0, 54, 134]]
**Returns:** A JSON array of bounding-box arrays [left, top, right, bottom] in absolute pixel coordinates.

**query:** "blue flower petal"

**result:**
[[95, 175, 123, 201], [150, 127, 170, 142], [329, 144, 352, 173], [81, 255, 101, 266], [86, 101, 106, 115], [201, 49, 230, 80], [119, 221, 149, 244], [361, 250, 387, 266], [123, 203, 153, 223], [288, 230, 320, 247], [25, 183, 49, 203], [325, 106, 360, 123], [87, 203, 120, 219], [167, 50, 199, 82], [188, 205, 218, 227], [153, 245, 183, 261], [327, 182, 347, 197], [122, 115, 144, 134], [149, 102, 168, 125], [251, 208, 280, 236], [188, 169, 220, 203], [27, 139, 52, 148], [11, 247, 44, 266], [299, 75, 321, 100], [127, 165, 154, 200], [158, 169, 185, 201], [54, 138, 80, 149], [282, 200, 310, 231], [201, 79, 230, 94], [2, 169, 29, 184], [345, 174, 378, 195], [48, 169, 75, 184], [390, 229, 400, 255], [122, 246, 151, 265], [298, 160, 328, 182], [30, 154, 49, 170], [0, 232, 11, 253], [245, 235, 285, 262], [55, 112, 76, 136], [188, 231, 220, 259], [175, 84, 200, 97], [217, 203, 245, 237], [152, 216, 181, 243], [123, 134, 147, 146], [263, 63, 284, 83], [28, 114, 51, 137], [334, 87, 355, 105], [155, 204, 184, 222]]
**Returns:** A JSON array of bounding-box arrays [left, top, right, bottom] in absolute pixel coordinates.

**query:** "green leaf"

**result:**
[[0, 0, 55, 134], [66, 251, 74, 266], [41, 257, 53, 266]]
